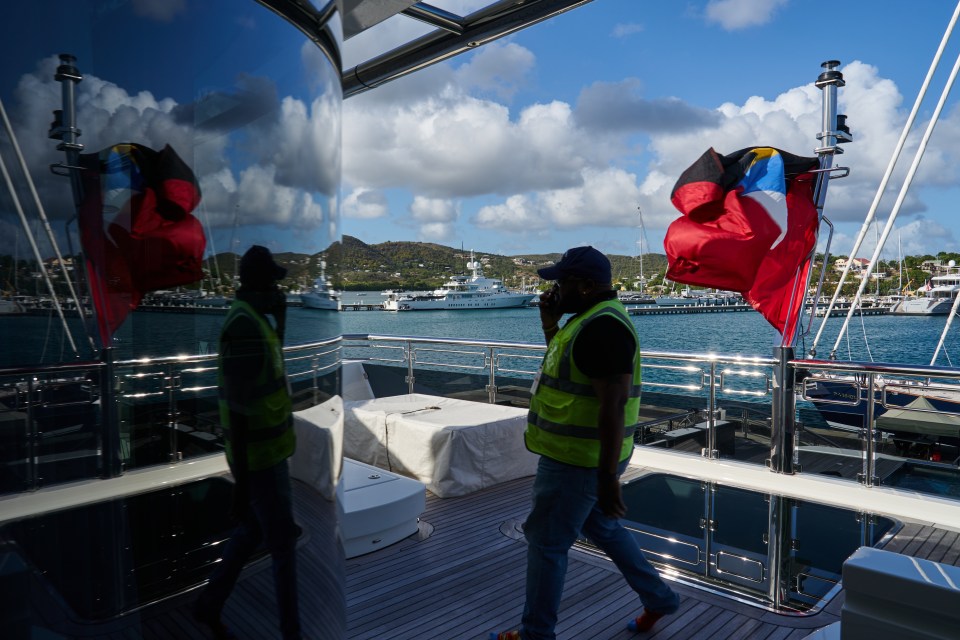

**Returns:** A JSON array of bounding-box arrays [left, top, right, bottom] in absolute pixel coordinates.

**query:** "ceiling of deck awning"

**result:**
[[341, 0, 594, 98]]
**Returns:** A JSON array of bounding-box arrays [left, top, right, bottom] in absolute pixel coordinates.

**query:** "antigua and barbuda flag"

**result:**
[[78, 143, 205, 345], [664, 147, 820, 343]]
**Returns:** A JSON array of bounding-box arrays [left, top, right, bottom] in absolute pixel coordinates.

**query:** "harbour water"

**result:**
[[3, 290, 960, 368]]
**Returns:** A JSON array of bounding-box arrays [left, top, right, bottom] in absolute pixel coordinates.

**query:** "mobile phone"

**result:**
[[542, 283, 560, 310]]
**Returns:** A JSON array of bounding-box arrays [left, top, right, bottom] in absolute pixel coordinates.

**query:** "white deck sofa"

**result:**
[[291, 397, 425, 558]]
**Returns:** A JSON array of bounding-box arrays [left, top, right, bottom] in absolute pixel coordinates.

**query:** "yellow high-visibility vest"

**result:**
[[526, 299, 641, 467], [218, 300, 295, 471]]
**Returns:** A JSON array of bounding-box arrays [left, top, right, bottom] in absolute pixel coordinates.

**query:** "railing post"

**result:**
[[769, 347, 796, 474], [406, 341, 415, 394], [767, 495, 790, 610], [859, 372, 879, 486], [100, 348, 122, 478], [704, 362, 718, 459], [26, 377, 37, 490], [486, 347, 497, 404], [166, 363, 181, 462]]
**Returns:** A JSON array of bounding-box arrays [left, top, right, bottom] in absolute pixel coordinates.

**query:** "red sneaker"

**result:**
[[489, 631, 521, 640], [627, 609, 667, 633]]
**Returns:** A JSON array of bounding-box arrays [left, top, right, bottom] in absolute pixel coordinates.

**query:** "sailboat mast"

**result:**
[[637, 206, 644, 289], [898, 231, 903, 292]]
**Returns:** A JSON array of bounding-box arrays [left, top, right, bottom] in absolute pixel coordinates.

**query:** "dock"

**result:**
[[815, 306, 889, 317], [339, 303, 385, 311], [625, 304, 755, 315]]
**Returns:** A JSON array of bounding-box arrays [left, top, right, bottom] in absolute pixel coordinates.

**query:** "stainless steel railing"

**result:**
[[3, 334, 959, 494]]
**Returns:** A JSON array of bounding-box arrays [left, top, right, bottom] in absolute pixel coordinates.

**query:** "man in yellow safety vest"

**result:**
[[493, 246, 678, 640], [194, 245, 300, 640]]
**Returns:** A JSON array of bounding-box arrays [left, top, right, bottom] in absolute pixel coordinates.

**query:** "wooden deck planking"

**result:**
[[43, 461, 959, 639], [344, 475, 846, 640]]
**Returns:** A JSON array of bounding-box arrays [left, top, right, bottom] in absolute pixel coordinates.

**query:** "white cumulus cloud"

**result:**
[[342, 188, 388, 219], [704, 0, 788, 30]]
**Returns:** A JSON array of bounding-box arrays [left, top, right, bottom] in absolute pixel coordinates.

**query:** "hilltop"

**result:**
[[11, 236, 956, 297], [317, 236, 668, 291]]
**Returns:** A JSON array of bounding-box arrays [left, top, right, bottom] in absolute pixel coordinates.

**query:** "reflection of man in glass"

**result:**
[[194, 245, 300, 640]]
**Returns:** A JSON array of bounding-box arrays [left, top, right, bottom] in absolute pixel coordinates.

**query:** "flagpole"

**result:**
[[48, 55, 121, 476], [788, 61, 851, 349], [769, 61, 851, 476], [47, 54, 105, 353], [828, 42, 960, 360]]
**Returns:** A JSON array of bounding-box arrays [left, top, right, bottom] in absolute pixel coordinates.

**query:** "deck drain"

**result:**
[[413, 519, 434, 541], [499, 518, 525, 541]]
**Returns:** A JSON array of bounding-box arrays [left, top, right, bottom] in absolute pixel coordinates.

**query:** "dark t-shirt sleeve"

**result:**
[[220, 315, 265, 385], [572, 315, 636, 379]]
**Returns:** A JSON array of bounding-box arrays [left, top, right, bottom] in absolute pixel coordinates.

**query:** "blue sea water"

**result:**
[[3, 291, 960, 368]]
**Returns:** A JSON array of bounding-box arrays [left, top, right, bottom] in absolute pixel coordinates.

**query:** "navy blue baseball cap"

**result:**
[[239, 245, 287, 283], [537, 246, 611, 283]]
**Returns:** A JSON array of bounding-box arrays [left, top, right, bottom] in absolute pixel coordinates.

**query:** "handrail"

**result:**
[[6, 333, 960, 497], [794, 358, 960, 379]]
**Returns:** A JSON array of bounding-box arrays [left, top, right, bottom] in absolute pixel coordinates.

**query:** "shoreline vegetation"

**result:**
[[4, 235, 960, 297]]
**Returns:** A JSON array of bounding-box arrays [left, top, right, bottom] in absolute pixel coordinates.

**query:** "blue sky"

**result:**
[[4, 0, 960, 267], [341, 0, 960, 261]]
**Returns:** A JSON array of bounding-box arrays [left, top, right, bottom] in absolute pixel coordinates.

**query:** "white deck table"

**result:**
[[343, 393, 538, 497]]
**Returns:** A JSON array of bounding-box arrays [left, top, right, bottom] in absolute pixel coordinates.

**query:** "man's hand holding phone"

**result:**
[[539, 283, 563, 334]]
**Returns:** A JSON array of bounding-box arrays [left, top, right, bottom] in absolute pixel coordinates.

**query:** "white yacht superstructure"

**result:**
[[382, 253, 536, 311], [890, 263, 960, 315], [301, 260, 340, 310]]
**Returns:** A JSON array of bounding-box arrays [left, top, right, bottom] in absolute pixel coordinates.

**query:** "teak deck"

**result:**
[[343, 473, 834, 640], [79, 470, 956, 640]]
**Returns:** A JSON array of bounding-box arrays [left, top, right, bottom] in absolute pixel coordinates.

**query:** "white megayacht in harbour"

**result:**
[[382, 252, 536, 311]]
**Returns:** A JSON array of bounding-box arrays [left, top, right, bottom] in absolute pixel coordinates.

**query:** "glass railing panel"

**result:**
[[284, 340, 342, 408], [597, 472, 900, 615], [635, 352, 777, 468], [0, 364, 103, 494], [798, 359, 960, 497], [338, 335, 960, 491]]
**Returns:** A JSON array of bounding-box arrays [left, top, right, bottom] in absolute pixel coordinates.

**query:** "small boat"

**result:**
[[0, 298, 26, 315], [655, 286, 701, 306]]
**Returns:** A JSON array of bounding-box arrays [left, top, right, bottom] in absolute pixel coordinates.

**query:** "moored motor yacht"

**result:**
[[301, 259, 340, 311], [382, 252, 536, 311], [890, 262, 960, 315]]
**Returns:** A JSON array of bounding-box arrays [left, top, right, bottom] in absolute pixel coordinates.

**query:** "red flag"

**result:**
[[78, 143, 205, 345], [664, 147, 819, 342], [744, 170, 818, 343]]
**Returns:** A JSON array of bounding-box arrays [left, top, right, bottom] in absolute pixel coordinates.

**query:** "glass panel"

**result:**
[[601, 473, 899, 615], [622, 474, 705, 539], [0, 477, 258, 621], [1, 0, 342, 476], [712, 484, 768, 555], [0, 3, 344, 637], [0, 365, 102, 494]]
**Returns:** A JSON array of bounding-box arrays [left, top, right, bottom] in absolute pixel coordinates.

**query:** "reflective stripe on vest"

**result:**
[[218, 300, 295, 471], [525, 299, 641, 468]]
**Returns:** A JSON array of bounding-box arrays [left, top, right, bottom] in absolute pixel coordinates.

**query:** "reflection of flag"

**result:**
[[78, 143, 205, 345], [664, 147, 819, 342]]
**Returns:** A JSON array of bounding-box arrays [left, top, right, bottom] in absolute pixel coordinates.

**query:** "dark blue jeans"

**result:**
[[197, 460, 300, 639], [521, 456, 679, 640]]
